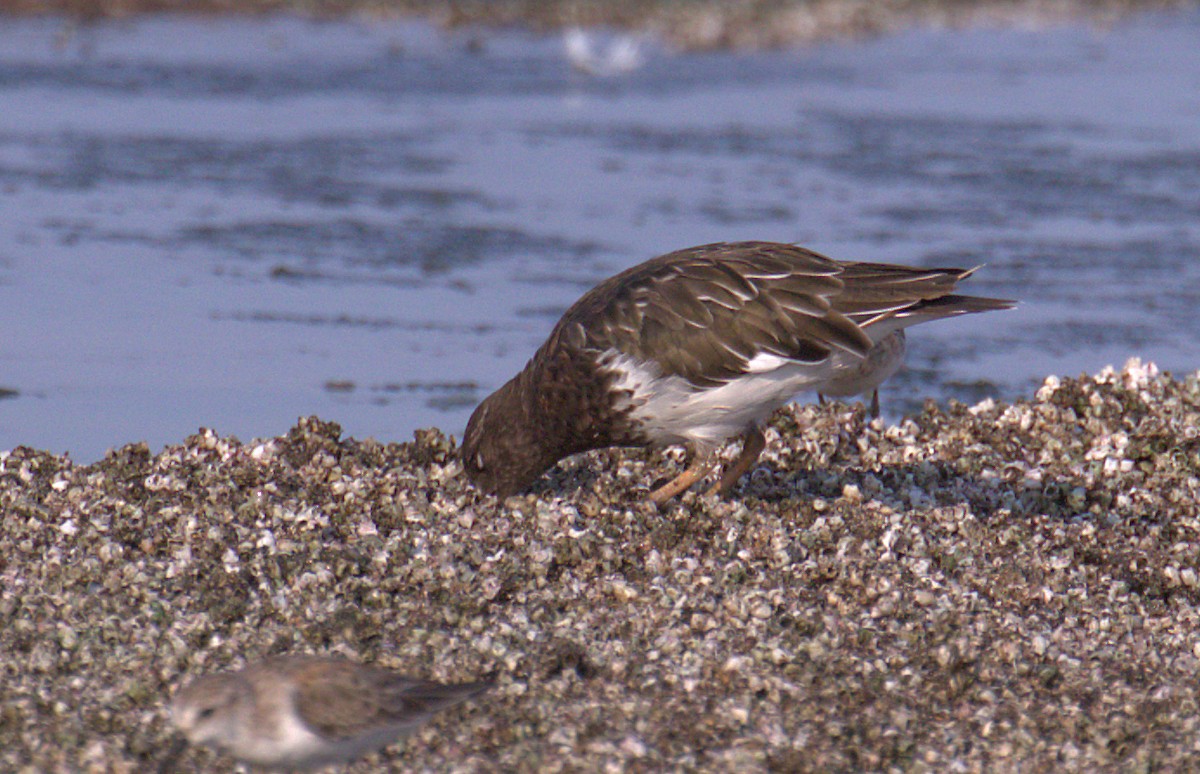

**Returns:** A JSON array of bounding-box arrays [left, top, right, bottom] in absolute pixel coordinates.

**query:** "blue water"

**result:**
[[1, 12, 1198, 462]]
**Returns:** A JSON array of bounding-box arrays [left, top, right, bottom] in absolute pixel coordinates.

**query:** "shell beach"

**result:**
[[2, 359, 1199, 772]]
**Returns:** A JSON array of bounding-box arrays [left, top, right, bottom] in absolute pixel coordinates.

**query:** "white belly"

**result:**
[[604, 350, 848, 449]]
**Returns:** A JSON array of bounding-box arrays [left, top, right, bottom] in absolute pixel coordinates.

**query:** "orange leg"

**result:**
[[707, 426, 766, 497], [649, 447, 714, 506]]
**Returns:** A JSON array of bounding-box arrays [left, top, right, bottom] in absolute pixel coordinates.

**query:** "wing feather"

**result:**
[[557, 242, 1011, 388]]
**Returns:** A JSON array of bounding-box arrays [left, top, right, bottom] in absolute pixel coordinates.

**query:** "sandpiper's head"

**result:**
[[171, 672, 247, 750], [461, 377, 559, 498]]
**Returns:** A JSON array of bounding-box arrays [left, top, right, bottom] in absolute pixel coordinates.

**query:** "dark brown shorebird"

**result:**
[[462, 241, 1013, 505], [171, 655, 493, 770]]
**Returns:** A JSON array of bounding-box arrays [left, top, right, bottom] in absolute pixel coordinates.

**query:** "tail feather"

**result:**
[[900, 293, 1017, 318]]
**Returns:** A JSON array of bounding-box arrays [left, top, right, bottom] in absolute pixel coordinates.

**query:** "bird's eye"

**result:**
[[198, 707, 216, 721]]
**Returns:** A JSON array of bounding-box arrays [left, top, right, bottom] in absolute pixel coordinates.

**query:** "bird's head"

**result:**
[[171, 673, 247, 750], [461, 376, 560, 499]]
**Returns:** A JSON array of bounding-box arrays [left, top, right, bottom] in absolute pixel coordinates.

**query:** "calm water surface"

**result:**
[[1, 12, 1198, 462]]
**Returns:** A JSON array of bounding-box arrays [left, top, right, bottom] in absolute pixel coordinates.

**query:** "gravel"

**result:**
[[2, 358, 1199, 772]]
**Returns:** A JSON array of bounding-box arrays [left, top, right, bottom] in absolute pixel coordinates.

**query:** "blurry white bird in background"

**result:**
[[564, 27, 646, 76]]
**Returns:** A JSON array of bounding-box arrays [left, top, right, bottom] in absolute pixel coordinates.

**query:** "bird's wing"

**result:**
[[564, 241, 874, 388]]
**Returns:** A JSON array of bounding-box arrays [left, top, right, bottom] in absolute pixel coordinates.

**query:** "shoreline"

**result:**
[[3, 359, 1200, 770], [1, 0, 1197, 49]]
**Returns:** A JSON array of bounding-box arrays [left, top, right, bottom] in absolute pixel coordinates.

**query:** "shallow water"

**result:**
[[1, 12, 1197, 462]]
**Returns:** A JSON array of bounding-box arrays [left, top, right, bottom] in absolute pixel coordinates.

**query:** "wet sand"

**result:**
[[2, 359, 1199, 771], [2, 0, 1196, 48]]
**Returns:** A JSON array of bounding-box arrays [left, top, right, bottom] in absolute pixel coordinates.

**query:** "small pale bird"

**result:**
[[461, 241, 1013, 505], [814, 261, 928, 418], [171, 655, 493, 771], [817, 329, 905, 418]]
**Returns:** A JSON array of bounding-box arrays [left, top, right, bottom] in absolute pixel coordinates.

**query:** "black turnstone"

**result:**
[[462, 241, 1013, 504]]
